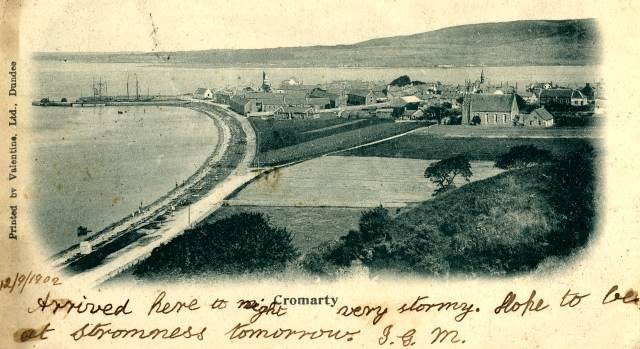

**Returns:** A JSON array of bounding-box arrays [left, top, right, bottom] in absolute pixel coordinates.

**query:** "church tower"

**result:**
[[261, 71, 272, 92]]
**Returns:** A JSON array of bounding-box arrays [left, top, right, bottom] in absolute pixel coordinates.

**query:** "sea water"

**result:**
[[27, 105, 218, 252]]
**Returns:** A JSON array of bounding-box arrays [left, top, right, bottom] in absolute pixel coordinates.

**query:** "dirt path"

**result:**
[[301, 119, 366, 134], [327, 124, 430, 155]]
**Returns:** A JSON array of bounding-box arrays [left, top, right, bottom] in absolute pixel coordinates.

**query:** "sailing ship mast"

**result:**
[[135, 74, 140, 100]]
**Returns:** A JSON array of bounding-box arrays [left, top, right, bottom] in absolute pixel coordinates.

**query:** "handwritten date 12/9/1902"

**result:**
[[1, 271, 61, 294]]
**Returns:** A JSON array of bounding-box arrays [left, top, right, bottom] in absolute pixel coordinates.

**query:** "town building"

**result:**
[[260, 71, 272, 92], [347, 90, 377, 105], [461, 93, 519, 126], [309, 88, 347, 108], [580, 83, 597, 103], [521, 107, 554, 127], [518, 90, 539, 105], [529, 82, 554, 91], [275, 83, 318, 94], [193, 88, 213, 100], [305, 97, 331, 110], [214, 90, 234, 104], [439, 91, 464, 109], [539, 89, 588, 107], [275, 106, 316, 119], [229, 95, 253, 115], [260, 96, 287, 112], [375, 108, 394, 119], [278, 89, 308, 98]]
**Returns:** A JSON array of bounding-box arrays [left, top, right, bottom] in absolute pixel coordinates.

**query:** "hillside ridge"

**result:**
[[35, 18, 600, 67]]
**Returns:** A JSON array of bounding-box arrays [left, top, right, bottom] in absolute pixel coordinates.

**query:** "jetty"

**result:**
[[34, 75, 189, 108]]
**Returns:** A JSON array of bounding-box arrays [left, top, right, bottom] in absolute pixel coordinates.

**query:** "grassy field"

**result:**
[[201, 205, 364, 254], [229, 156, 503, 207], [250, 117, 391, 153], [412, 125, 601, 138], [342, 134, 598, 160], [254, 121, 426, 166]]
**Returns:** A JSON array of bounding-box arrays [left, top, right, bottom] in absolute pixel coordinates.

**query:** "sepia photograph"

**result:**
[[29, 10, 602, 284], [2, 1, 638, 348]]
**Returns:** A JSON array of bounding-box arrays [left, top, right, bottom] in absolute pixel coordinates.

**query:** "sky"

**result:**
[[21, 0, 601, 53]]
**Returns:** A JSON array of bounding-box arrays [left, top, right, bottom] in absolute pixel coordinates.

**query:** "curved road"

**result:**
[[60, 101, 260, 286]]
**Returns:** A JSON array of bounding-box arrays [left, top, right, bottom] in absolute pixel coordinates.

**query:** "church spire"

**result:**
[[480, 69, 485, 84], [261, 71, 271, 92]]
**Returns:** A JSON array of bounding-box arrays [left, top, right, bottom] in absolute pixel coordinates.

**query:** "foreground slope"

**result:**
[[305, 148, 598, 276]]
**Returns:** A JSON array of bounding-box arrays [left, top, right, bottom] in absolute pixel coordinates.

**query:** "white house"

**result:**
[[193, 88, 213, 100]]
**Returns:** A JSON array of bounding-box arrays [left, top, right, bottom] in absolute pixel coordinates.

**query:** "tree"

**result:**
[[390, 75, 412, 87], [359, 205, 391, 241], [424, 155, 473, 195], [495, 145, 554, 170], [313, 206, 393, 269]]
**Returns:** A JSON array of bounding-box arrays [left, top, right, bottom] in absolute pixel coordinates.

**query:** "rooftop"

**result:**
[[465, 93, 516, 112]]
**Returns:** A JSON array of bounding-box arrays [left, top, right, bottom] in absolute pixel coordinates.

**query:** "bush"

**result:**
[[495, 145, 554, 169], [133, 213, 299, 278], [300, 240, 342, 275], [301, 206, 393, 273], [359, 205, 392, 241]]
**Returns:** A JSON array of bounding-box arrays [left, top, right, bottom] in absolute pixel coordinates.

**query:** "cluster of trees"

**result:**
[[421, 104, 461, 124], [553, 113, 600, 127], [389, 75, 412, 87], [133, 213, 298, 278], [301, 206, 395, 274], [495, 145, 554, 169]]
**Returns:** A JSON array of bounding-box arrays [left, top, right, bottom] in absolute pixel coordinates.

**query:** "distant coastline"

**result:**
[[32, 60, 598, 69], [33, 19, 600, 68]]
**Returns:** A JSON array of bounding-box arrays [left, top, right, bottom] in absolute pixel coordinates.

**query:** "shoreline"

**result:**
[[59, 102, 260, 285], [50, 103, 230, 265], [32, 59, 600, 70]]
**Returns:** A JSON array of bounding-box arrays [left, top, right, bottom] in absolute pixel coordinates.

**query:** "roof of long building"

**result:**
[[465, 93, 516, 112], [530, 107, 554, 121], [539, 88, 585, 99], [244, 92, 284, 100]]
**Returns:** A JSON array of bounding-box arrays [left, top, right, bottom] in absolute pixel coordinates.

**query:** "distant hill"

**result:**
[[35, 19, 600, 67]]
